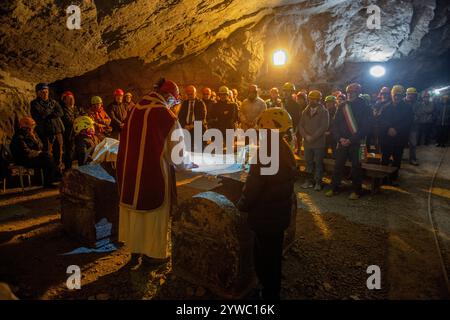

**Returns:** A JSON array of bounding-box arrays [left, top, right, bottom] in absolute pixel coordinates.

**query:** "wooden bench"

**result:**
[[295, 155, 397, 194]]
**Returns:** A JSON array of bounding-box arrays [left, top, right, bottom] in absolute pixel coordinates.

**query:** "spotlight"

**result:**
[[273, 50, 287, 66], [370, 65, 386, 77]]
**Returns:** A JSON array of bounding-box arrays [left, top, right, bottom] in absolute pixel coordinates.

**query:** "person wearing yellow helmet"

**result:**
[[436, 95, 450, 147], [326, 83, 372, 200], [405, 87, 420, 165], [238, 107, 297, 300], [299, 90, 329, 191], [208, 86, 239, 136], [10, 117, 58, 188], [88, 96, 112, 140], [73, 116, 99, 166], [378, 84, 414, 183]]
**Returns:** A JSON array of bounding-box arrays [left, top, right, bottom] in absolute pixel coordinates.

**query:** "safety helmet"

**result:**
[[114, 89, 124, 96], [61, 91, 74, 99], [256, 107, 293, 133], [91, 96, 103, 105], [346, 83, 362, 94], [325, 95, 337, 103], [159, 79, 180, 99], [270, 87, 279, 94], [202, 87, 212, 95], [73, 116, 95, 135], [35, 83, 49, 92], [380, 87, 390, 94], [308, 90, 322, 101], [218, 86, 230, 95], [406, 87, 417, 95], [391, 85, 405, 96], [125, 92, 133, 97], [19, 117, 36, 129], [283, 82, 296, 91]]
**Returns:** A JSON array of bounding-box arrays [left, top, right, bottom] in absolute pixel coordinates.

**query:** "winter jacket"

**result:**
[[283, 98, 303, 130], [331, 97, 371, 146], [108, 102, 128, 133], [237, 136, 297, 233], [416, 101, 435, 124], [378, 101, 414, 147], [10, 128, 44, 166], [88, 107, 112, 137], [207, 100, 238, 133], [299, 104, 330, 149], [30, 98, 65, 137]]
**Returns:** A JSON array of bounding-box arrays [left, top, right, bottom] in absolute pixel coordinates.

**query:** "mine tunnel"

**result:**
[[1, 0, 450, 305]]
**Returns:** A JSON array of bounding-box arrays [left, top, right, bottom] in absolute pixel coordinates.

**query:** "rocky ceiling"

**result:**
[[1, 0, 450, 138]]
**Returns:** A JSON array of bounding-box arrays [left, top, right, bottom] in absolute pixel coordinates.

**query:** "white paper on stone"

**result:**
[[189, 148, 246, 175], [91, 138, 120, 164]]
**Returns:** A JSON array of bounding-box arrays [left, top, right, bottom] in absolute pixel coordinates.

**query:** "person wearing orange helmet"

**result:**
[[107, 89, 128, 139], [326, 83, 372, 200], [117, 78, 196, 266], [10, 117, 58, 188], [60, 91, 81, 170]]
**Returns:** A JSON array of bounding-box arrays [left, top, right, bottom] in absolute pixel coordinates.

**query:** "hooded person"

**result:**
[[116, 78, 196, 265]]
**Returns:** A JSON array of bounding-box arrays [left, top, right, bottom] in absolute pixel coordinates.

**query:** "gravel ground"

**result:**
[[0, 146, 449, 300]]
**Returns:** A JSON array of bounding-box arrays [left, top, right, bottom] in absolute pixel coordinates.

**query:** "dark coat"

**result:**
[[75, 134, 98, 166], [331, 97, 371, 146], [178, 98, 207, 128], [283, 98, 302, 130], [10, 128, 43, 166], [108, 102, 128, 133], [30, 98, 65, 137], [378, 101, 414, 147], [237, 137, 297, 233], [207, 100, 238, 132]]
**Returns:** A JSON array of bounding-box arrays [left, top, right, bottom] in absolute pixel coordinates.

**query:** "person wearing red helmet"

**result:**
[[10, 117, 58, 188], [60, 91, 81, 170], [117, 78, 196, 266], [107, 89, 127, 139]]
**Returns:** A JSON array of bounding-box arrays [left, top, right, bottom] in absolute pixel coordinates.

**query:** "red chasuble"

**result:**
[[117, 92, 176, 211]]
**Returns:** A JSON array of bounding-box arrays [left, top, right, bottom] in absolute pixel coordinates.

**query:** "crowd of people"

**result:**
[[6, 78, 450, 301], [9, 80, 450, 191]]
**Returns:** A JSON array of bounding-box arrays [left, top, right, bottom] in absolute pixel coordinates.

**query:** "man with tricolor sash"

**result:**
[[326, 83, 371, 200]]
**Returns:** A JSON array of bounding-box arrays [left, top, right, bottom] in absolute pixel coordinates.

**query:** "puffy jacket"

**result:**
[[331, 97, 371, 146], [237, 137, 297, 233], [10, 128, 43, 166], [30, 98, 65, 137]]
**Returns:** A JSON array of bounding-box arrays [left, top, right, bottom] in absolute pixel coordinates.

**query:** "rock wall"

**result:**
[[1, 0, 450, 137]]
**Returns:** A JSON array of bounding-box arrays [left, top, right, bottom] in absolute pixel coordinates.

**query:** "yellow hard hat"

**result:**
[[308, 90, 322, 101], [73, 116, 95, 135], [325, 95, 337, 102], [283, 82, 296, 91], [391, 85, 405, 96], [218, 86, 230, 95], [406, 87, 417, 94], [256, 107, 293, 133], [91, 96, 103, 105]]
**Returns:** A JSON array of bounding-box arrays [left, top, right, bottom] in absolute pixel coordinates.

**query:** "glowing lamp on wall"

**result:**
[[273, 50, 287, 66]]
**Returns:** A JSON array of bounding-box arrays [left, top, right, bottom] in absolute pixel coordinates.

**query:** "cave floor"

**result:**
[[0, 146, 449, 300]]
